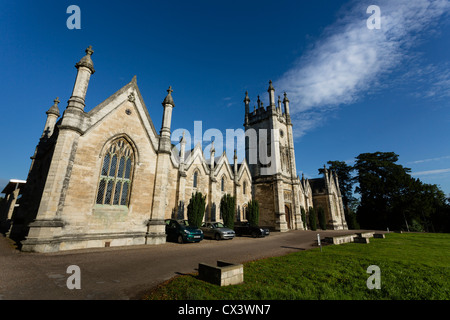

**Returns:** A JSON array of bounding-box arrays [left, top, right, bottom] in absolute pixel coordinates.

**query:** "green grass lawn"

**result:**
[[144, 233, 450, 300]]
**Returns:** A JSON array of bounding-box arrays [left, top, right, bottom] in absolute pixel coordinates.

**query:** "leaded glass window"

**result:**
[[96, 138, 134, 206]]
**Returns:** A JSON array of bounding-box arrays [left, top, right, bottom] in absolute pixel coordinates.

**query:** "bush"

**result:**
[[308, 207, 317, 231], [301, 207, 307, 230], [187, 192, 206, 228], [220, 194, 236, 229], [317, 207, 326, 230], [247, 200, 260, 226]]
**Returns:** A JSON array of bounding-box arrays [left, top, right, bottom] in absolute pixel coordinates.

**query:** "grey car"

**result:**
[[200, 222, 235, 240]]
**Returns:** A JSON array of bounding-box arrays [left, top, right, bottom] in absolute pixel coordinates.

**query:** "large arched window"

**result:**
[[96, 138, 134, 206]]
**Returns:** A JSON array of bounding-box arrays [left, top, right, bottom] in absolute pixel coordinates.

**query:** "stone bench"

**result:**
[[355, 232, 374, 238], [353, 236, 370, 244], [324, 234, 357, 245], [198, 261, 244, 286], [373, 233, 385, 239]]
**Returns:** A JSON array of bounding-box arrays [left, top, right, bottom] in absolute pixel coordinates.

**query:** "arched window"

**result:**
[[243, 181, 247, 195], [221, 176, 225, 192], [193, 171, 198, 188], [96, 138, 134, 206]]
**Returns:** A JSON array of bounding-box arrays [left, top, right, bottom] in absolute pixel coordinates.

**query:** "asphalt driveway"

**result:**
[[0, 229, 377, 300]]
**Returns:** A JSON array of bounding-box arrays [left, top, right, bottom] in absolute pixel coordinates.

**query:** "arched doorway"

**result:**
[[285, 205, 291, 230]]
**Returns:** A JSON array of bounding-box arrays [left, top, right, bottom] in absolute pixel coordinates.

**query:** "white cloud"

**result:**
[[275, 0, 450, 138], [407, 155, 450, 164], [412, 168, 450, 176]]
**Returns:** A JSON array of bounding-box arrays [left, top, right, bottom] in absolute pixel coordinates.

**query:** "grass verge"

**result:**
[[143, 233, 450, 300]]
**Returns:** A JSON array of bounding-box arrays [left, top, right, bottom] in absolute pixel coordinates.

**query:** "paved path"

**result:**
[[0, 229, 380, 300]]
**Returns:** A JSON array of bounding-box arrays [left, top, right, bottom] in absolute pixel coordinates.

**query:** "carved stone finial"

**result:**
[[162, 86, 175, 107], [85, 45, 94, 56]]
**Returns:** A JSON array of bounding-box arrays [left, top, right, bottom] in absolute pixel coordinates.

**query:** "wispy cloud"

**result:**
[[412, 168, 450, 176], [407, 155, 450, 164], [275, 0, 450, 138]]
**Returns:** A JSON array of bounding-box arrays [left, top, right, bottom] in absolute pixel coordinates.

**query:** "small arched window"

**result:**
[[243, 181, 247, 195], [221, 176, 225, 192], [96, 138, 134, 206], [193, 171, 198, 188]]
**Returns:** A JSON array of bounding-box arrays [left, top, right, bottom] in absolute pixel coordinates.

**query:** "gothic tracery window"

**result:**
[[96, 138, 134, 206]]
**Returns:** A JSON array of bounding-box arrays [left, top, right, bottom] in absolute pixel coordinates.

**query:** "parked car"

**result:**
[[234, 221, 270, 238], [200, 222, 236, 240], [164, 219, 203, 244]]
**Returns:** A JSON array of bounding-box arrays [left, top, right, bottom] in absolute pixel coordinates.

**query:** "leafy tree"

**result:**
[[220, 194, 236, 229], [300, 206, 307, 230], [345, 207, 360, 230], [354, 152, 413, 230], [247, 200, 260, 226], [187, 192, 206, 228], [308, 207, 317, 231], [317, 207, 327, 230], [320, 152, 450, 232]]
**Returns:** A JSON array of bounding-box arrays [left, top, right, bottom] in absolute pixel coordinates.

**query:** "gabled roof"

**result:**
[[82, 76, 160, 152]]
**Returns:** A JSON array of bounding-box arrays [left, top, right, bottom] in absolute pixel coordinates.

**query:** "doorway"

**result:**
[[285, 205, 291, 229]]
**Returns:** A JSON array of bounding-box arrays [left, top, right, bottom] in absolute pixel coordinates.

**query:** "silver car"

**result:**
[[200, 222, 235, 240]]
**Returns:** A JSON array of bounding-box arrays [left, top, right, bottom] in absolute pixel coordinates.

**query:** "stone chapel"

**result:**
[[1, 47, 347, 252]]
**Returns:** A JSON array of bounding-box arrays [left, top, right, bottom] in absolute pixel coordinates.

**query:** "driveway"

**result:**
[[0, 229, 379, 300]]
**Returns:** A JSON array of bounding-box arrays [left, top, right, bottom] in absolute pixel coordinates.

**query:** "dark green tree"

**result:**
[[317, 206, 327, 230], [187, 191, 206, 228], [300, 206, 307, 230], [220, 194, 236, 229], [308, 207, 317, 231], [247, 200, 260, 226], [354, 152, 413, 230]]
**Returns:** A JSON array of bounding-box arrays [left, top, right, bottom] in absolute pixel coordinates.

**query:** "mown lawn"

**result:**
[[143, 233, 450, 300]]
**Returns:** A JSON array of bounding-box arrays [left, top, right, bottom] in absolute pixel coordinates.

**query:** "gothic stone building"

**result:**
[[4, 47, 347, 253]]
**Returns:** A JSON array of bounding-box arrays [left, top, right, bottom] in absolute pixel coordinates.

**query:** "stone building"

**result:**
[[243, 82, 347, 232], [5, 47, 346, 253]]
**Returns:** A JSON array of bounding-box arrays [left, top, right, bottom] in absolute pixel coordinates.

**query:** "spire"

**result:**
[[159, 86, 175, 153], [234, 149, 238, 175], [67, 46, 95, 112], [244, 91, 250, 104], [283, 92, 291, 124], [244, 91, 250, 126], [75, 45, 95, 74], [46, 97, 61, 117], [257, 95, 261, 108], [268, 80, 275, 107], [179, 131, 186, 166], [162, 86, 175, 107], [210, 140, 215, 171]]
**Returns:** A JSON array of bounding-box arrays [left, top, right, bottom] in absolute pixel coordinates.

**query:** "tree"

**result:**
[[354, 152, 413, 230], [247, 200, 260, 226], [317, 207, 326, 230], [308, 207, 317, 231], [220, 194, 236, 229], [187, 192, 206, 228], [300, 206, 307, 230]]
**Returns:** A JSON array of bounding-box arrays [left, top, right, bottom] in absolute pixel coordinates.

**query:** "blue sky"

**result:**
[[1, 0, 449, 196]]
